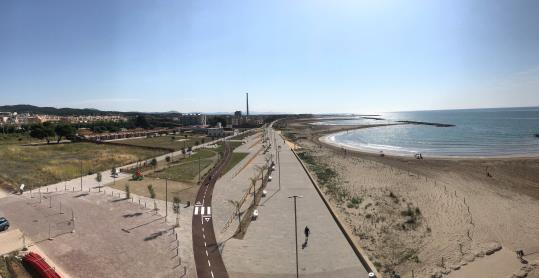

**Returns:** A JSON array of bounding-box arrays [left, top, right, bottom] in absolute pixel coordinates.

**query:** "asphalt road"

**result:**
[[192, 142, 232, 278]]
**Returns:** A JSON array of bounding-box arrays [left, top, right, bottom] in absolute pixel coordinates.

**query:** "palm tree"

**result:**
[[227, 199, 242, 232]]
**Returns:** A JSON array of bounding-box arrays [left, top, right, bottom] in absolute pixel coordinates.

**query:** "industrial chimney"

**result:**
[[246, 92, 249, 116]]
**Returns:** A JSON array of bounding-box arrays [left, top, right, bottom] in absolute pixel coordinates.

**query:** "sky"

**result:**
[[1, 0, 539, 114]]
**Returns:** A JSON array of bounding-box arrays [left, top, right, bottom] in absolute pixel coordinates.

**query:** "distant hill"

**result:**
[[0, 105, 123, 116]]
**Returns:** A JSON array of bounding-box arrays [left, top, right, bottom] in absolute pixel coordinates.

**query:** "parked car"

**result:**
[[0, 217, 9, 232]]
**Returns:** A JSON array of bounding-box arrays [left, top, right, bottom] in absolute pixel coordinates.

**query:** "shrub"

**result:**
[[350, 196, 361, 205]]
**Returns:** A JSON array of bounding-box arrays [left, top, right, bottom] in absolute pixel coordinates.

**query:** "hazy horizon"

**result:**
[[1, 103, 538, 115], [2, 0, 539, 113]]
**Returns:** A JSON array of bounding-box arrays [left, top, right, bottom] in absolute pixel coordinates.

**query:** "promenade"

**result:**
[[212, 128, 368, 277]]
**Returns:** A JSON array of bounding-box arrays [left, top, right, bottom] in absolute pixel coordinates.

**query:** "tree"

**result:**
[[55, 124, 75, 143], [150, 158, 157, 168], [165, 156, 171, 163], [173, 196, 181, 214], [95, 172, 102, 192], [125, 184, 130, 199], [227, 200, 242, 232], [134, 115, 150, 128], [147, 184, 156, 199], [29, 124, 55, 144]]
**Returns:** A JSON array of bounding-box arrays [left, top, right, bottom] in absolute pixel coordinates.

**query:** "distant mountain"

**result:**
[[0, 105, 123, 116], [0, 104, 290, 116]]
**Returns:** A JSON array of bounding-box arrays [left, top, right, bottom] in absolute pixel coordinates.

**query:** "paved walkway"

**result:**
[[212, 128, 368, 277]]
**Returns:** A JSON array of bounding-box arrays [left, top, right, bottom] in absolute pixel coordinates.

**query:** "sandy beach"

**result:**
[[279, 119, 539, 278]]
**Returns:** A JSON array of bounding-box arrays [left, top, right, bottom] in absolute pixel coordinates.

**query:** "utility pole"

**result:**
[[288, 195, 303, 278]]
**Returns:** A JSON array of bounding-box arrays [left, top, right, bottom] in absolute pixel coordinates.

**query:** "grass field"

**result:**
[[149, 148, 218, 183], [109, 177, 200, 203], [229, 129, 257, 141], [223, 152, 249, 175], [113, 134, 210, 151], [0, 139, 166, 189]]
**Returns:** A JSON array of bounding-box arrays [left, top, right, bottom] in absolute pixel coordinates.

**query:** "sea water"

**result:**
[[323, 107, 539, 157]]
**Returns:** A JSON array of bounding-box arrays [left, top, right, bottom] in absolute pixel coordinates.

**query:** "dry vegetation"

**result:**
[[0, 134, 165, 189]]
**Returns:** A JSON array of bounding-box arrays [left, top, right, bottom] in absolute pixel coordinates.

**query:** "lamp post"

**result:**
[[80, 160, 83, 191], [288, 195, 303, 278], [165, 178, 168, 222], [278, 145, 282, 191]]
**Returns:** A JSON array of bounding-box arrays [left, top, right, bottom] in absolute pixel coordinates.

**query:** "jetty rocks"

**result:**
[[397, 120, 456, 127]]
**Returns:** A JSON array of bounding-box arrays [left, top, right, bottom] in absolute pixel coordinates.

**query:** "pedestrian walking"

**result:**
[[302, 226, 311, 249], [304, 226, 310, 238]]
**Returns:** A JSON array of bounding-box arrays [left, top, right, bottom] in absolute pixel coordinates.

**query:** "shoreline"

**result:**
[[318, 126, 539, 160], [281, 119, 539, 277]]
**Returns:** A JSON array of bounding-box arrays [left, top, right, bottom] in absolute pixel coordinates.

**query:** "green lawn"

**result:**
[[223, 152, 249, 175], [151, 159, 214, 183], [0, 141, 166, 189], [114, 134, 210, 151], [148, 148, 219, 183]]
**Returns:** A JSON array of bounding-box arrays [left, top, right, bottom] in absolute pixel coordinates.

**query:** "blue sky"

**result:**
[[1, 0, 538, 114]]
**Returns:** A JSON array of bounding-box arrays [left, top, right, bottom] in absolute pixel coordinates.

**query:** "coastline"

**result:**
[[278, 117, 539, 277], [318, 126, 539, 160]]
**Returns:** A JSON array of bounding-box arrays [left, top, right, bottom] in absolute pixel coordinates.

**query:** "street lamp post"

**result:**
[[288, 195, 303, 278], [80, 160, 83, 191], [165, 178, 168, 222], [278, 145, 282, 191]]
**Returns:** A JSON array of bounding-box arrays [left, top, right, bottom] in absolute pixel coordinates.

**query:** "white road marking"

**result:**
[[201, 207, 205, 215], [207, 207, 211, 215], [202, 227, 204, 232], [211, 270, 215, 278], [194, 207, 199, 215], [208, 260, 211, 267], [205, 250, 209, 256], [203, 233, 205, 239]]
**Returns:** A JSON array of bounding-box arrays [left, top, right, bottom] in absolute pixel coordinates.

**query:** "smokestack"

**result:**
[[246, 92, 249, 116]]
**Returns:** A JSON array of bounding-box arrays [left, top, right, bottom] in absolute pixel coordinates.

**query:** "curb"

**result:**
[[287, 140, 382, 278]]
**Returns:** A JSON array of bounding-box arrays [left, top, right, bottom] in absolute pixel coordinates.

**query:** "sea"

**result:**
[[320, 107, 539, 157]]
